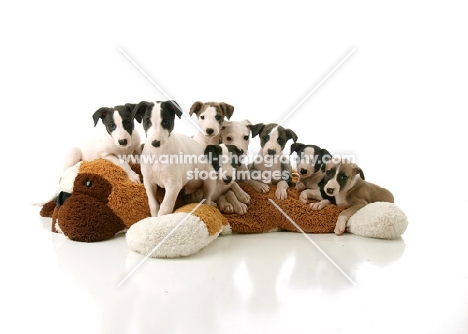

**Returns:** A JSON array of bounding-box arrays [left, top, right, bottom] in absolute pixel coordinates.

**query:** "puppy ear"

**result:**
[[204, 145, 221, 171], [285, 129, 298, 143], [124, 103, 137, 114], [290, 143, 305, 155], [250, 123, 265, 138], [92, 107, 113, 127], [162, 100, 183, 119], [219, 103, 234, 120], [354, 166, 365, 180], [131, 101, 153, 124], [189, 101, 203, 116]]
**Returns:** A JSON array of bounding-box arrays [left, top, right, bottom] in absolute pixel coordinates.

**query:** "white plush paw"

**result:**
[[334, 216, 348, 235], [299, 190, 308, 204], [275, 188, 288, 200]]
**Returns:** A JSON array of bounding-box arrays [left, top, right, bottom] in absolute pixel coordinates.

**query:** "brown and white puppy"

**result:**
[[185, 144, 250, 215], [290, 143, 336, 210], [189, 101, 234, 146], [248, 123, 298, 200], [322, 159, 394, 235]]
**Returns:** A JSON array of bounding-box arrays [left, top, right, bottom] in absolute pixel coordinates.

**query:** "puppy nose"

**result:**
[[151, 140, 161, 147], [206, 128, 214, 135], [326, 188, 334, 195], [223, 176, 233, 184], [54, 191, 71, 207], [267, 149, 276, 155], [300, 168, 308, 175], [118, 139, 128, 146]]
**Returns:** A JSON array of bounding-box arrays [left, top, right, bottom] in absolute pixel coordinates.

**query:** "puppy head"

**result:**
[[322, 159, 365, 196], [220, 119, 252, 157], [189, 101, 234, 137], [132, 100, 182, 148], [204, 144, 243, 185], [92, 103, 137, 148], [251, 123, 298, 156], [290, 143, 332, 178]]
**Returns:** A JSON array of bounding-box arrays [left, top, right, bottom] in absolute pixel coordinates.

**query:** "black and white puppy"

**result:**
[[190, 101, 234, 146], [248, 123, 298, 200], [62, 104, 142, 183], [290, 143, 336, 210], [186, 144, 250, 215], [132, 100, 217, 217]]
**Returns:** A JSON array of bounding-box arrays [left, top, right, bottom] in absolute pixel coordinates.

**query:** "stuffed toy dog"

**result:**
[[40, 159, 408, 256]]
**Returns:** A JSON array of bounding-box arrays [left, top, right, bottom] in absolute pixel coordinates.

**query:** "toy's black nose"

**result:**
[[223, 176, 233, 184], [267, 149, 276, 155], [206, 128, 214, 135], [151, 140, 161, 148], [326, 188, 334, 195], [54, 191, 71, 207], [300, 168, 308, 175], [118, 139, 128, 146]]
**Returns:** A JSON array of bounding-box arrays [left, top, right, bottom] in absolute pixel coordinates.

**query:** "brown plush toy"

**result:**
[[41, 159, 408, 256]]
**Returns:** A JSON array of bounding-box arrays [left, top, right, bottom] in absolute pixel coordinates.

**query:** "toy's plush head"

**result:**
[[41, 159, 183, 242]]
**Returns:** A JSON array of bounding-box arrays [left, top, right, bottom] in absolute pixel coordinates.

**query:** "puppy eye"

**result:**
[[144, 119, 151, 128], [326, 170, 331, 175], [109, 123, 116, 130], [215, 115, 222, 121], [243, 135, 249, 141], [262, 135, 269, 141], [161, 119, 169, 127], [226, 136, 232, 141], [277, 138, 284, 145], [200, 115, 205, 120], [339, 174, 348, 181]]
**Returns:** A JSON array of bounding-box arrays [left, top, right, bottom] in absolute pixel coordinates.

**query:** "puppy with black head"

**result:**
[[62, 103, 142, 183], [322, 158, 394, 235], [248, 123, 298, 200], [290, 143, 336, 210], [132, 100, 217, 217], [185, 144, 250, 215], [189, 101, 234, 146]]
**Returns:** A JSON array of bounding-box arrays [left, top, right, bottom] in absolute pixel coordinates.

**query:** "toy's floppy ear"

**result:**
[[132, 101, 153, 124], [285, 128, 298, 143], [219, 103, 234, 120], [92, 107, 113, 126], [161, 100, 182, 119], [250, 123, 265, 138]]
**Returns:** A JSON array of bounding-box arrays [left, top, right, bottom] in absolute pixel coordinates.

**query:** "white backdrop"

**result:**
[[2, 1, 467, 214]]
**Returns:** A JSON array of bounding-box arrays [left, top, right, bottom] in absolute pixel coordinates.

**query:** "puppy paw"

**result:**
[[295, 182, 306, 192], [334, 216, 347, 235], [236, 190, 251, 204], [128, 171, 141, 184], [299, 191, 309, 204], [206, 200, 218, 208], [219, 203, 234, 213], [252, 182, 269, 193], [275, 188, 288, 200], [309, 200, 329, 210], [233, 202, 248, 215]]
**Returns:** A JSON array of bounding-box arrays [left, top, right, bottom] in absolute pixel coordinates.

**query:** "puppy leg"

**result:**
[[230, 182, 250, 204], [202, 179, 217, 207], [295, 181, 306, 192], [102, 154, 141, 184], [217, 194, 234, 213], [275, 180, 289, 200], [226, 190, 248, 215], [158, 186, 180, 217], [334, 204, 366, 235], [310, 199, 331, 210], [143, 179, 159, 217], [299, 189, 322, 203]]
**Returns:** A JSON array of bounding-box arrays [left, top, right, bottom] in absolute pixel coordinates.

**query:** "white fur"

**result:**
[[141, 105, 217, 217], [62, 113, 141, 183]]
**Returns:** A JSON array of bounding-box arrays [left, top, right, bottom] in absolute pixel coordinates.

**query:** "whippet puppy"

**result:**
[[190, 101, 234, 146]]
